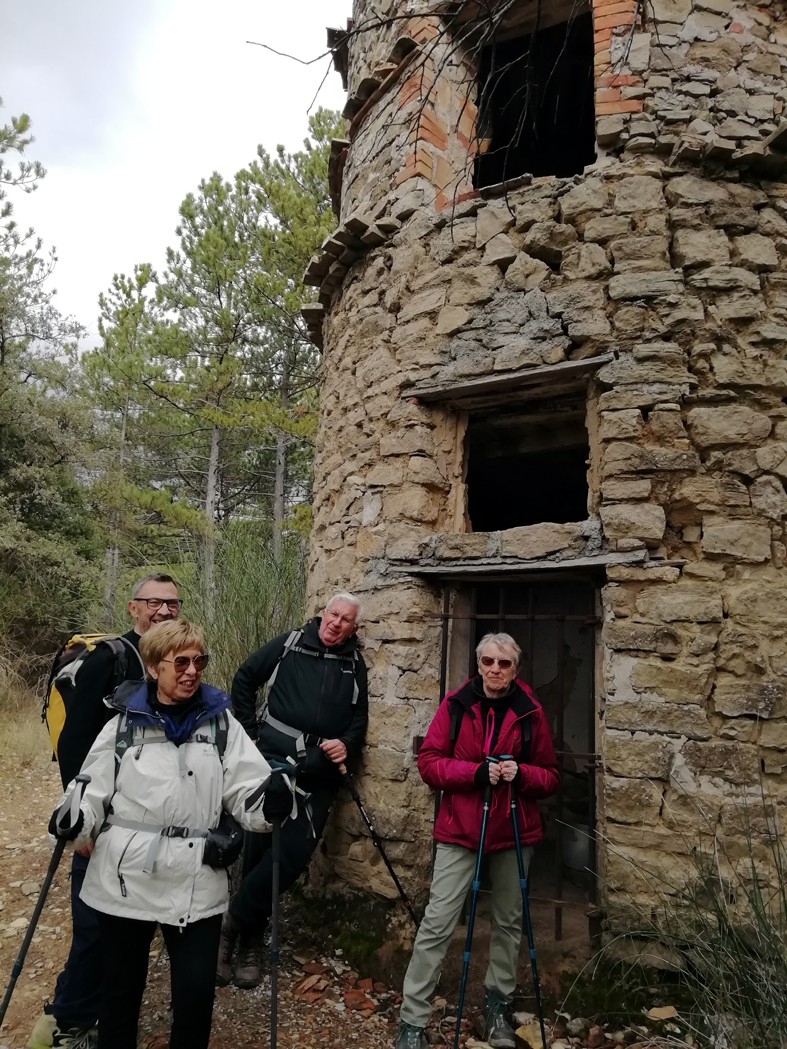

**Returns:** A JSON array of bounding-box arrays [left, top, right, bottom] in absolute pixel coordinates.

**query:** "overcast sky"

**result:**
[[1, 1, 349, 337]]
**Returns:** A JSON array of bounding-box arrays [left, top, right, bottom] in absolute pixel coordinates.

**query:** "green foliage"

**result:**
[[0, 103, 99, 652], [572, 796, 787, 1048], [173, 520, 306, 692]]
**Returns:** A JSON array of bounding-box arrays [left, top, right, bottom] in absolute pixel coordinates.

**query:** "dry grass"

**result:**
[[0, 656, 49, 769]]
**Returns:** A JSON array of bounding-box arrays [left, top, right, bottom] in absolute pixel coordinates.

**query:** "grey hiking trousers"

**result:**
[[400, 842, 533, 1029]]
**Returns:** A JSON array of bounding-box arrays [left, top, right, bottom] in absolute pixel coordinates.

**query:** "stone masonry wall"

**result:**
[[308, 0, 787, 925]]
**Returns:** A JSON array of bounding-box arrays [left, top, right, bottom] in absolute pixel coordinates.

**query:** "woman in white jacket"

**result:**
[[50, 620, 276, 1049]]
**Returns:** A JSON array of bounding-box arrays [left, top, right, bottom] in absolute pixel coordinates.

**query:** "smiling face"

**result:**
[[128, 579, 181, 636], [148, 645, 206, 705], [477, 640, 518, 698], [318, 599, 358, 648]]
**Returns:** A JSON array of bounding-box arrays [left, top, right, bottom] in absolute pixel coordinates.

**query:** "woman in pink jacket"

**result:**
[[394, 633, 559, 1049]]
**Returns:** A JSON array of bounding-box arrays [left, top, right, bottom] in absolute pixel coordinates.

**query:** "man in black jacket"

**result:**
[[29, 573, 181, 1049], [218, 591, 368, 989]]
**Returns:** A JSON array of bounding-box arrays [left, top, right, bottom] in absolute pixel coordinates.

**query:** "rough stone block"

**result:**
[[702, 516, 772, 562], [665, 174, 731, 206], [523, 221, 578, 265], [608, 270, 685, 299], [385, 486, 441, 524], [434, 533, 493, 559], [561, 243, 611, 280], [600, 503, 666, 545], [732, 234, 779, 272], [436, 305, 471, 336], [603, 623, 682, 656], [686, 406, 772, 448], [503, 252, 550, 291], [398, 287, 446, 323], [614, 176, 665, 213], [610, 236, 670, 273], [713, 675, 787, 719], [673, 228, 731, 268], [476, 205, 514, 248], [483, 233, 518, 268], [630, 658, 713, 703], [687, 266, 761, 293], [499, 522, 583, 559], [605, 696, 712, 739], [605, 777, 664, 826], [559, 178, 609, 224], [605, 731, 675, 779], [635, 584, 723, 623]]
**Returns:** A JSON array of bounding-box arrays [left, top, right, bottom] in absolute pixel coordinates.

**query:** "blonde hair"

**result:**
[[140, 620, 205, 668]]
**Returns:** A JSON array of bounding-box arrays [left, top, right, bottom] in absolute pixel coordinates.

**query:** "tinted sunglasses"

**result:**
[[479, 655, 513, 669], [161, 654, 210, 672]]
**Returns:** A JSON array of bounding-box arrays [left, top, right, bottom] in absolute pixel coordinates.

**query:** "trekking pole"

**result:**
[[0, 773, 91, 1027], [339, 765, 419, 929], [453, 760, 495, 1049], [508, 763, 548, 1049], [270, 815, 281, 1049]]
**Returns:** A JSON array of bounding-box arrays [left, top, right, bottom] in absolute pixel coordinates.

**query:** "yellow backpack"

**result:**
[[42, 633, 141, 759]]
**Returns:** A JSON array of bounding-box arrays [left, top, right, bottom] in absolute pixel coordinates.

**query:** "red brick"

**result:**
[[599, 73, 643, 87], [594, 11, 636, 30], [596, 87, 622, 103], [595, 99, 644, 115]]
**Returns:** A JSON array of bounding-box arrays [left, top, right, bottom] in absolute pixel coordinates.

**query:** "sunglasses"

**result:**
[[479, 655, 514, 669], [160, 654, 210, 672]]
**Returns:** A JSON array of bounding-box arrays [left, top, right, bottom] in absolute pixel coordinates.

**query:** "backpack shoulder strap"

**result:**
[[213, 711, 230, 762], [447, 697, 464, 757]]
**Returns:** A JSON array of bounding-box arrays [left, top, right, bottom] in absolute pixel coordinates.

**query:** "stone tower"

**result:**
[[303, 0, 787, 946]]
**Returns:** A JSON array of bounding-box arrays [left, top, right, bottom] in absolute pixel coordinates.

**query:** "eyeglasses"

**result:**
[[480, 656, 514, 670], [160, 654, 210, 672], [134, 598, 182, 611]]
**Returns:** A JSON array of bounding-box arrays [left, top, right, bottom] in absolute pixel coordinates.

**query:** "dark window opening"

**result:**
[[466, 401, 588, 530], [473, 12, 596, 187]]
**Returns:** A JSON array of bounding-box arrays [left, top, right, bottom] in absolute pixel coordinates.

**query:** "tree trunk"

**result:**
[[272, 343, 293, 560], [102, 396, 129, 627], [203, 423, 221, 623]]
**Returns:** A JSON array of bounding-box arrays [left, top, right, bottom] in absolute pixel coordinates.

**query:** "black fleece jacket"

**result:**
[[231, 617, 368, 778]]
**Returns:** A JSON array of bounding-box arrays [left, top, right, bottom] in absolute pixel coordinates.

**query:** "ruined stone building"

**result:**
[[301, 0, 787, 948]]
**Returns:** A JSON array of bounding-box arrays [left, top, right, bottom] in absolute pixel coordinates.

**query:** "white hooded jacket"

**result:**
[[61, 683, 272, 926]]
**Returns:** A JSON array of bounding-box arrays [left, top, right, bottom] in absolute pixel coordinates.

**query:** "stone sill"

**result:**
[[402, 354, 613, 408], [388, 550, 647, 579]]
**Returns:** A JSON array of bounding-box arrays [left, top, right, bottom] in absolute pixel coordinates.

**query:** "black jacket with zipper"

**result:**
[[230, 617, 368, 780]]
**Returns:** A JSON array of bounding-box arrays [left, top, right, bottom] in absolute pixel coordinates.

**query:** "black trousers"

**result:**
[[96, 911, 222, 1049], [230, 782, 336, 930]]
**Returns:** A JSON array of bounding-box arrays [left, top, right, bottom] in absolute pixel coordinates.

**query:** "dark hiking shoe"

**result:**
[[394, 1021, 428, 1049], [483, 987, 516, 1048], [216, 910, 240, 987], [51, 1026, 98, 1049], [233, 929, 265, 989]]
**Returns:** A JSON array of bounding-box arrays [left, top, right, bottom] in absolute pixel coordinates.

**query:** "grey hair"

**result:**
[[131, 572, 179, 598], [325, 591, 363, 623], [475, 632, 521, 668]]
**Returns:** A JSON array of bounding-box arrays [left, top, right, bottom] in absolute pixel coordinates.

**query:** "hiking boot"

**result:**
[[28, 1013, 97, 1049], [394, 1020, 428, 1049], [216, 909, 240, 987], [483, 987, 516, 1049], [233, 928, 265, 989]]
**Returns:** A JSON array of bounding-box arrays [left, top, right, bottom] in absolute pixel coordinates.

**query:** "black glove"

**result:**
[[263, 773, 293, 820], [48, 806, 84, 841], [474, 762, 491, 787]]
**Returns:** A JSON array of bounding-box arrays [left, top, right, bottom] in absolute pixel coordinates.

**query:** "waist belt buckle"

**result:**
[[164, 825, 189, 839], [304, 733, 321, 747]]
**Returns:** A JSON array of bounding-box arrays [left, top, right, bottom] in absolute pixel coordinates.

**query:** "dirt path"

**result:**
[[0, 750, 402, 1049]]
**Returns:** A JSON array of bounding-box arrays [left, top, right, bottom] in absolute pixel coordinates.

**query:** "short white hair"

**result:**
[[325, 591, 363, 623], [476, 632, 521, 667]]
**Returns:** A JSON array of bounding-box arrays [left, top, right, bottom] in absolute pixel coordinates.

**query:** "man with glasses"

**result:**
[[30, 573, 181, 1049], [394, 633, 558, 1049]]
